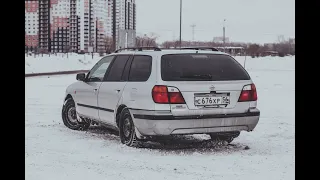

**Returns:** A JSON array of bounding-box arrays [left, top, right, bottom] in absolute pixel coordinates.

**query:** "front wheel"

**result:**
[[119, 108, 140, 147], [62, 98, 90, 130]]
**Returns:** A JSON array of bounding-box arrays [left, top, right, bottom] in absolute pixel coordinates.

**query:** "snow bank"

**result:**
[[25, 53, 101, 74], [234, 55, 295, 71], [25, 52, 295, 75], [25, 53, 295, 75]]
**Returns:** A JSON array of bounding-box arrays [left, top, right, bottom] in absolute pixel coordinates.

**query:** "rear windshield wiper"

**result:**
[[179, 74, 213, 80]]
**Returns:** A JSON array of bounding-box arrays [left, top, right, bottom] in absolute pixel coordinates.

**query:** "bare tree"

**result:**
[[66, 45, 73, 57], [159, 38, 294, 57], [277, 35, 286, 44], [38, 48, 48, 57], [247, 44, 260, 57], [136, 33, 158, 47], [103, 36, 113, 53], [161, 40, 229, 49]]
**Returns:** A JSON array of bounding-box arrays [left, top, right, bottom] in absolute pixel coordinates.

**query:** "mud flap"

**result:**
[[76, 113, 83, 123], [135, 127, 146, 140]]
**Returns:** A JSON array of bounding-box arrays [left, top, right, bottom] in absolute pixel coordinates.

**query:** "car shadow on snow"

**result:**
[[86, 125, 249, 154]]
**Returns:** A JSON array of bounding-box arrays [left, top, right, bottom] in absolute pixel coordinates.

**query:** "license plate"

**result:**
[[194, 96, 230, 106]]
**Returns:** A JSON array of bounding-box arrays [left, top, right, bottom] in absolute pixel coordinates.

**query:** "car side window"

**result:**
[[87, 56, 114, 82], [104, 55, 130, 81], [128, 55, 152, 82]]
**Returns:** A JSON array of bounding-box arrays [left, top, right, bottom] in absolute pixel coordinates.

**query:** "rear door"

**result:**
[[122, 55, 154, 110], [97, 55, 131, 125], [160, 53, 252, 115]]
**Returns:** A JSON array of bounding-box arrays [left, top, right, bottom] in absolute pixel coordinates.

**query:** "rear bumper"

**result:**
[[130, 108, 260, 136]]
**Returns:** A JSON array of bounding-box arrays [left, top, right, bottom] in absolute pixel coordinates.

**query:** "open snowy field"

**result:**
[[25, 53, 101, 74], [25, 53, 294, 74], [25, 56, 295, 180]]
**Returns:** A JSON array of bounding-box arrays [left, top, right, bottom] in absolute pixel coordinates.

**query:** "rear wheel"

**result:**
[[119, 108, 140, 147], [210, 131, 240, 144], [62, 98, 90, 130]]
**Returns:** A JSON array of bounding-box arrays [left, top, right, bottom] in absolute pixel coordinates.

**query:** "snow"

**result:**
[[25, 53, 294, 75], [25, 56, 295, 180], [25, 53, 101, 74]]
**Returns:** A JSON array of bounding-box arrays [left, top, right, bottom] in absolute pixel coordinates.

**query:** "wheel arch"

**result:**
[[64, 94, 73, 101], [116, 104, 128, 128]]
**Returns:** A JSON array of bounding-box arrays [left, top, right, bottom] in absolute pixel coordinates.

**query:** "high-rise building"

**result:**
[[107, 0, 136, 48], [38, 0, 51, 52], [50, 0, 70, 53], [69, 0, 79, 52], [25, 0, 136, 53], [25, 0, 39, 50]]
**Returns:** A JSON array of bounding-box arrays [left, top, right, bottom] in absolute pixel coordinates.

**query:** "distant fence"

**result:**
[[25, 70, 89, 77]]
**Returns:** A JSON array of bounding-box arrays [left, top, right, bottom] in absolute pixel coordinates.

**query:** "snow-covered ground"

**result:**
[[25, 53, 294, 74], [25, 56, 295, 180], [25, 53, 101, 74]]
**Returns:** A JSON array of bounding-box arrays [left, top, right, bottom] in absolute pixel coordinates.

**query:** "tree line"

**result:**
[[26, 34, 295, 57]]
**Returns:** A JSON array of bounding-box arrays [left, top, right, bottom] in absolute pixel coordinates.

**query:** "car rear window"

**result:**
[[161, 54, 250, 81]]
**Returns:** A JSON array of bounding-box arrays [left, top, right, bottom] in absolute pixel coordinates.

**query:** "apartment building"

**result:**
[[107, 0, 136, 48], [25, 0, 39, 49], [50, 0, 70, 53], [25, 0, 136, 53]]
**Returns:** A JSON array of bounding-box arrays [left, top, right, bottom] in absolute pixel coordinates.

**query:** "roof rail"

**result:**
[[179, 47, 219, 51], [114, 46, 161, 53]]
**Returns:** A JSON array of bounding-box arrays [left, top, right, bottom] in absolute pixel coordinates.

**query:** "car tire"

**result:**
[[62, 98, 90, 131], [119, 108, 140, 147]]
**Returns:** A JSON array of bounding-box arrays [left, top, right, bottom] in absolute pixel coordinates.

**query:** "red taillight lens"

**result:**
[[238, 84, 258, 102], [251, 84, 258, 101], [169, 92, 185, 104], [152, 85, 186, 104], [152, 85, 169, 103], [239, 90, 251, 101]]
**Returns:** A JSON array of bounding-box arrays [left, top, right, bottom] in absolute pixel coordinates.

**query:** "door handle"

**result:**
[[116, 89, 120, 93], [93, 88, 98, 92]]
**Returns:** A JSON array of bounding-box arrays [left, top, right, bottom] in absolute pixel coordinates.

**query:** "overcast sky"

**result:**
[[135, 0, 295, 44]]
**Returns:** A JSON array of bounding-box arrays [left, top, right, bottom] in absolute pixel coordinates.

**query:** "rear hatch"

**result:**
[[161, 53, 252, 114]]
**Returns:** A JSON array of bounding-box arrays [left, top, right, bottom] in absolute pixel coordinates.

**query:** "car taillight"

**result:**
[[152, 85, 169, 103], [238, 84, 258, 102], [152, 85, 185, 104]]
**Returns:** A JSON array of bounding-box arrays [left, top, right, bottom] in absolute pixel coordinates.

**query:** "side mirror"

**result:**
[[76, 73, 86, 81]]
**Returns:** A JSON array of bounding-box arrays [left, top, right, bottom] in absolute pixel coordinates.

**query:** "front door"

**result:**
[[98, 55, 131, 125], [76, 55, 115, 120]]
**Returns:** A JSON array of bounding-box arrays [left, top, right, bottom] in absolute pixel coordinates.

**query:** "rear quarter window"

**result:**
[[128, 55, 152, 82], [161, 54, 250, 81]]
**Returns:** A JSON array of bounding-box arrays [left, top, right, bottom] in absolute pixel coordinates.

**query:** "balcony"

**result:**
[[39, 1, 48, 4]]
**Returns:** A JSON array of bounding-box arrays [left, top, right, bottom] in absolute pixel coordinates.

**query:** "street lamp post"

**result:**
[[223, 19, 226, 52], [179, 0, 182, 49]]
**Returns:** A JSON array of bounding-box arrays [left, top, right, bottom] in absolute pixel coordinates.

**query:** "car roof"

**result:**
[[109, 49, 229, 57]]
